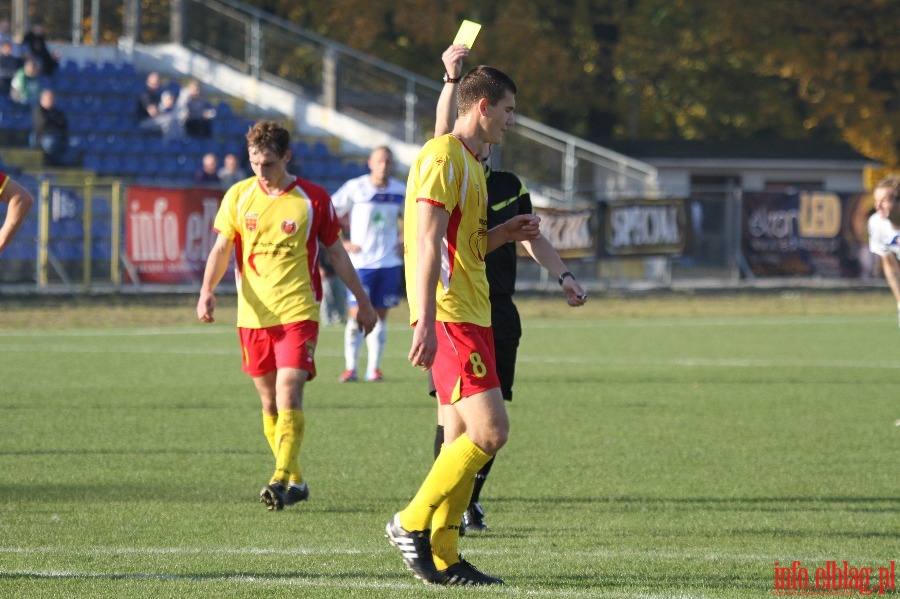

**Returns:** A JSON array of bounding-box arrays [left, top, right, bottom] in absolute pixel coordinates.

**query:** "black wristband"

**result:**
[[558, 271, 575, 286]]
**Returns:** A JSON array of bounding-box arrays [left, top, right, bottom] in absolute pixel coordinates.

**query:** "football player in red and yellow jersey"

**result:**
[[386, 66, 542, 586], [197, 120, 376, 511]]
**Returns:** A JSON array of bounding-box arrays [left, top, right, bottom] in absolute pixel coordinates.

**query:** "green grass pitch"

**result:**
[[0, 291, 897, 598]]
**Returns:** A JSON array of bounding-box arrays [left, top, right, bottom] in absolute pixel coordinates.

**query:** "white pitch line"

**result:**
[[1, 546, 890, 598], [514, 354, 900, 369], [0, 326, 231, 337], [1, 544, 889, 565]]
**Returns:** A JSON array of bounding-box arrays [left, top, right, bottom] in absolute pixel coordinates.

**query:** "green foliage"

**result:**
[[248, 0, 899, 165], [18, 0, 899, 164], [0, 293, 897, 597]]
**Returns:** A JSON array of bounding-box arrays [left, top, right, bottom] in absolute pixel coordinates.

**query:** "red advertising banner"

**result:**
[[125, 186, 227, 284]]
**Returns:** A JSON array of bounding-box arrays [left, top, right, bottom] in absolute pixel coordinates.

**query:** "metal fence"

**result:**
[[0, 175, 126, 291], [177, 0, 658, 205]]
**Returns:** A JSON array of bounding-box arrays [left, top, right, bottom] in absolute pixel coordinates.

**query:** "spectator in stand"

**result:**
[[10, 59, 42, 106], [217, 152, 248, 188], [138, 90, 184, 142], [22, 18, 59, 76], [193, 152, 220, 185], [32, 88, 68, 166], [0, 18, 14, 49], [135, 71, 163, 124], [0, 41, 22, 96], [177, 79, 216, 139]]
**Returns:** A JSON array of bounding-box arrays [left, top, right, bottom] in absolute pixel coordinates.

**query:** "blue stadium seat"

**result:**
[[17, 217, 38, 237], [142, 136, 165, 154], [121, 155, 142, 176], [92, 198, 111, 216], [140, 154, 162, 173], [118, 63, 137, 78], [301, 160, 326, 179], [2, 239, 36, 259], [59, 60, 79, 75], [82, 153, 102, 172], [49, 218, 83, 238], [215, 101, 233, 117], [311, 141, 331, 157], [92, 238, 112, 260], [50, 240, 83, 260], [100, 155, 124, 174], [91, 219, 112, 237], [293, 142, 311, 158]]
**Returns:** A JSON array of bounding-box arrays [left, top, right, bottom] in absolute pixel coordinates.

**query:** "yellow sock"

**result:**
[[399, 433, 491, 532], [272, 409, 305, 485], [430, 474, 474, 570], [287, 410, 305, 484], [262, 412, 277, 455]]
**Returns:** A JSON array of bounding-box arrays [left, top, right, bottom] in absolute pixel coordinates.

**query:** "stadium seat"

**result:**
[[92, 238, 112, 260], [92, 198, 111, 216], [121, 155, 142, 176], [311, 141, 331, 157], [50, 239, 83, 260], [2, 239, 35, 259], [92, 219, 112, 238], [100, 155, 124, 175], [59, 60, 79, 75], [82, 153, 102, 172], [140, 154, 162, 173], [17, 217, 38, 237], [49, 218, 83, 238]]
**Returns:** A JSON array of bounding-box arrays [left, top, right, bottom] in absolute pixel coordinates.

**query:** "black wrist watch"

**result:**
[[558, 271, 575, 286], [443, 73, 460, 84]]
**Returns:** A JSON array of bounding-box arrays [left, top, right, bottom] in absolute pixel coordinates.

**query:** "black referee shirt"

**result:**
[[484, 166, 532, 340]]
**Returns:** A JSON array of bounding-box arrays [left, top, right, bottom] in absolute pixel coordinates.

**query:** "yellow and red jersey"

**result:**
[[0, 172, 10, 194], [214, 176, 341, 328], [404, 134, 491, 326]]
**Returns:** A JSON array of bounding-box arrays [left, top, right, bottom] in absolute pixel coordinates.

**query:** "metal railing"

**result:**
[[0, 175, 126, 291], [180, 0, 658, 205]]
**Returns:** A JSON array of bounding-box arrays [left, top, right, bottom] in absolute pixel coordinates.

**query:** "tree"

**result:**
[[614, 0, 900, 166], [22, 0, 900, 166]]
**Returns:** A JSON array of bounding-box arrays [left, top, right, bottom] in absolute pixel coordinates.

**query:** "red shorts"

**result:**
[[431, 321, 500, 405], [238, 320, 319, 379]]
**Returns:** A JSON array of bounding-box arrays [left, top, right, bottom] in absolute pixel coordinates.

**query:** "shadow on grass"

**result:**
[[0, 483, 363, 509], [490, 494, 900, 512]]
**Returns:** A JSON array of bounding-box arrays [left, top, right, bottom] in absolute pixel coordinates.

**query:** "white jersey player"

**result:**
[[331, 146, 405, 382]]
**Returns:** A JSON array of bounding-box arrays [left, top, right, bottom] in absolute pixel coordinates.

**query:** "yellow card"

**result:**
[[453, 20, 481, 49]]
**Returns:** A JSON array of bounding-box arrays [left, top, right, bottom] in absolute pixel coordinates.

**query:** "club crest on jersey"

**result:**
[[469, 228, 487, 262], [282, 220, 298, 235], [245, 213, 259, 232]]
